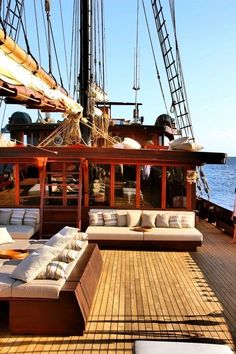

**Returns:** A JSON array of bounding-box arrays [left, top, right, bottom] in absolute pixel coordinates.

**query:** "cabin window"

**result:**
[[89, 163, 110, 206], [0, 163, 15, 206], [19, 163, 40, 206], [140, 165, 162, 208], [166, 167, 186, 208], [114, 164, 140, 208]]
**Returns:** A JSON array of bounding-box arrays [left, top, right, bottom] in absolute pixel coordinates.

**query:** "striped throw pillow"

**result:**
[[23, 210, 39, 227], [181, 215, 194, 228], [74, 232, 88, 241], [103, 211, 117, 226], [169, 215, 182, 228], [10, 209, 25, 225], [89, 212, 104, 226], [54, 249, 80, 263], [66, 239, 85, 251], [36, 261, 68, 280]]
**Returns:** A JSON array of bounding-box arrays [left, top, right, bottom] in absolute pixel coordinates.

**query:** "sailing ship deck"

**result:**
[[0, 219, 235, 353]]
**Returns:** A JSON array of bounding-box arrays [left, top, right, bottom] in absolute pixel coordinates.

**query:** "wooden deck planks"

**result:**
[[0, 219, 235, 353]]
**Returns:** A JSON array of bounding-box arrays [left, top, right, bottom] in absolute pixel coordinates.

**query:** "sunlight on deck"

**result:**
[[0, 220, 235, 353]]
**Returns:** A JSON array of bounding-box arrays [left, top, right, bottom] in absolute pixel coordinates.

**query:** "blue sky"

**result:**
[[1, 0, 236, 156], [103, 0, 236, 156]]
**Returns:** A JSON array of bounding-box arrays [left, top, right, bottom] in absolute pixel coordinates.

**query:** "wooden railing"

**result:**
[[196, 197, 233, 236]]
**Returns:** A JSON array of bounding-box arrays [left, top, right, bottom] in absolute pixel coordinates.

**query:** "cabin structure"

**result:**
[[0, 115, 226, 237]]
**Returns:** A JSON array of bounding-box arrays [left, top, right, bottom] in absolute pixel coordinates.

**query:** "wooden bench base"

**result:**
[[9, 243, 102, 335], [89, 240, 201, 252]]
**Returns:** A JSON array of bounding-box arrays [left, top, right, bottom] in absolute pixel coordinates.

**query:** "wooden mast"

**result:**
[[79, 0, 92, 145]]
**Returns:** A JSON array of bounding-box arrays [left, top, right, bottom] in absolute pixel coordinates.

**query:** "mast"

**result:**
[[79, 0, 92, 145]]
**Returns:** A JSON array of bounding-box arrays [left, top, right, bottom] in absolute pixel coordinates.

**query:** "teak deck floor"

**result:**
[[0, 219, 236, 353]]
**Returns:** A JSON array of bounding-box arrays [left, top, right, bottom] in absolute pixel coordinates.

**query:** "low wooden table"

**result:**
[[0, 249, 29, 260]]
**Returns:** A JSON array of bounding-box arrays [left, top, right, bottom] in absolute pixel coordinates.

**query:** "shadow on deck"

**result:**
[[0, 219, 235, 353]]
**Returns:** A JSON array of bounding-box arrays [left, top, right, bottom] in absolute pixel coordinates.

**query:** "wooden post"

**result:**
[[161, 166, 166, 209]]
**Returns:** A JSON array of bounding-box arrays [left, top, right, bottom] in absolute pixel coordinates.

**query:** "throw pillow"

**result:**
[[169, 215, 182, 228], [59, 226, 80, 238], [156, 214, 169, 227], [11, 245, 59, 282], [74, 232, 88, 241], [10, 209, 25, 225], [66, 239, 86, 251], [103, 211, 117, 226], [46, 233, 72, 249], [89, 211, 104, 226], [0, 227, 15, 245], [181, 214, 194, 228], [116, 210, 127, 226], [23, 209, 39, 227], [0, 210, 12, 225], [141, 211, 156, 228], [36, 261, 68, 280], [54, 249, 80, 263], [127, 210, 141, 227]]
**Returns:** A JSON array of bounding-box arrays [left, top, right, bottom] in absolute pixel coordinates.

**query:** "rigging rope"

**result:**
[[59, 0, 69, 86], [141, 0, 169, 114], [33, 0, 42, 64]]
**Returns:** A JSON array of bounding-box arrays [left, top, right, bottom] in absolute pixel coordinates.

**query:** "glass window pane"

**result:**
[[114, 164, 137, 208], [19, 163, 40, 206], [166, 167, 186, 208], [140, 165, 162, 208], [0, 163, 15, 206], [89, 164, 110, 206]]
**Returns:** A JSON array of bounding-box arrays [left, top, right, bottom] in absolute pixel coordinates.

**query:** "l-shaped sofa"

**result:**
[[86, 209, 203, 251], [0, 220, 102, 335]]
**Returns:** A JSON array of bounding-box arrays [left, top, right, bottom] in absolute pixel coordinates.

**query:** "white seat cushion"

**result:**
[[134, 341, 233, 354], [0, 261, 20, 298], [143, 227, 203, 242], [6, 225, 36, 239], [87, 226, 143, 241], [12, 278, 66, 299]]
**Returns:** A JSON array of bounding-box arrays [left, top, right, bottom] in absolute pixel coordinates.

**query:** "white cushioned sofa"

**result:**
[[86, 209, 203, 251], [0, 208, 40, 239], [0, 226, 102, 335]]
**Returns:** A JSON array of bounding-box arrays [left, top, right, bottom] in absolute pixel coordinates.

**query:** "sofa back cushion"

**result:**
[[10, 209, 25, 225], [0, 210, 12, 225], [23, 209, 39, 227]]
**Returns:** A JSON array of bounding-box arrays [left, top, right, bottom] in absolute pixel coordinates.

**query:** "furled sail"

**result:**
[[0, 29, 82, 115]]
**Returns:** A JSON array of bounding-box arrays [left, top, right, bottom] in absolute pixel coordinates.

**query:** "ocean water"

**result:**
[[201, 156, 236, 211]]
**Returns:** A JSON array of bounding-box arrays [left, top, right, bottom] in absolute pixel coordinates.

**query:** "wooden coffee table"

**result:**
[[0, 249, 29, 260]]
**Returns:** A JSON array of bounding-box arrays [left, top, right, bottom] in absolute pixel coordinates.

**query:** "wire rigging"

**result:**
[[133, 0, 140, 123]]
